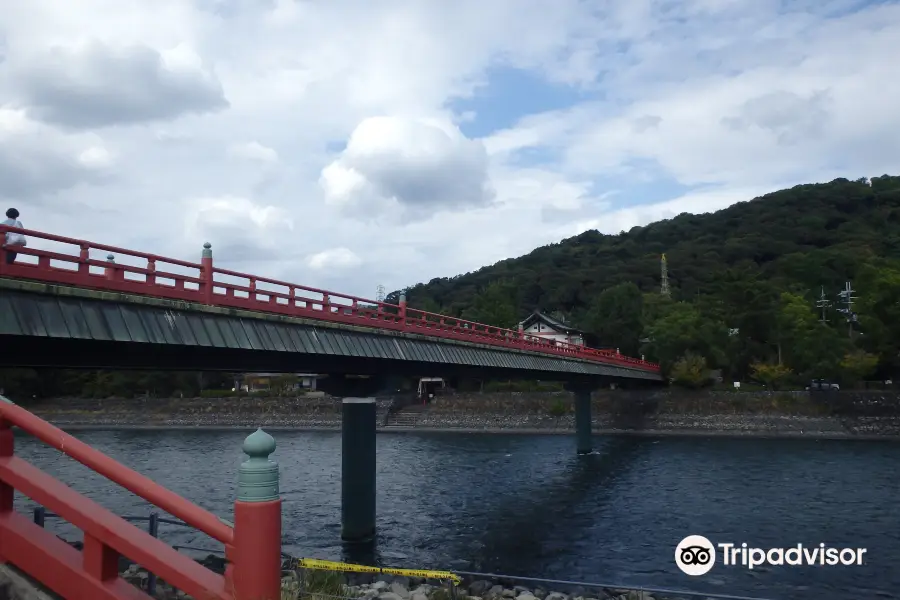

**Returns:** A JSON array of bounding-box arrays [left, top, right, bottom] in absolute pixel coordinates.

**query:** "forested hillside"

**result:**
[[393, 175, 900, 384]]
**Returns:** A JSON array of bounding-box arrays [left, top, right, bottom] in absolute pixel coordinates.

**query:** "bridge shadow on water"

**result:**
[[458, 437, 648, 578], [340, 433, 650, 577]]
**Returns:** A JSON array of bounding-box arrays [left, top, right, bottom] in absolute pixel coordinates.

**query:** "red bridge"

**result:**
[[0, 226, 660, 383]]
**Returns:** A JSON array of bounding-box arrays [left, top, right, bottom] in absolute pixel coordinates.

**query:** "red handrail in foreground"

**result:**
[[0, 226, 659, 373], [0, 399, 254, 600]]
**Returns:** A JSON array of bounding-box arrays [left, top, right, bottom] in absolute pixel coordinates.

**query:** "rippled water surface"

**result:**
[[14, 430, 900, 600]]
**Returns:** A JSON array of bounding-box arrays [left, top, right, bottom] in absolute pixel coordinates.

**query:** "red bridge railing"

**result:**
[[0, 226, 659, 372], [0, 397, 282, 599]]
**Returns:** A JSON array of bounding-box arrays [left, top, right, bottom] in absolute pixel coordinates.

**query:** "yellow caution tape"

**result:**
[[297, 558, 461, 585]]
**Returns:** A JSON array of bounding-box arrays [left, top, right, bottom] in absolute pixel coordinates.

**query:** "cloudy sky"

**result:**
[[1, 0, 898, 300]]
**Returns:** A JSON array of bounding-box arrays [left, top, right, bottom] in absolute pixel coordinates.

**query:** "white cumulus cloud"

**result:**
[[10, 40, 228, 129], [185, 196, 294, 260], [307, 248, 363, 270], [320, 116, 494, 222], [228, 141, 279, 163], [78, 146, 114, 169], [0, 108, 112, 200]]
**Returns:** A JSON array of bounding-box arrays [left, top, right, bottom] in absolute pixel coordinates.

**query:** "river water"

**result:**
[[12, 430, 900, 600]]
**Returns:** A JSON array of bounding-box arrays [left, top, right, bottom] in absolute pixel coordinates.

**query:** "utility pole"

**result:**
[[660, 254, 670, 297], [836, 281, 857, 338], [815, 286, 832, 324]]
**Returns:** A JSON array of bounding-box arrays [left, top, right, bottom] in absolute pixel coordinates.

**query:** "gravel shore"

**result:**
[[118, 554, 708, 600]]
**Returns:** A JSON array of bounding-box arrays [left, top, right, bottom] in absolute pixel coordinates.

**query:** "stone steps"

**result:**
[[384, 408, 426, 427]]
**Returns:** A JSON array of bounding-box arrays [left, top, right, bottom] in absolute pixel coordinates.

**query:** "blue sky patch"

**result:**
[[591, 160, 697, 209], [451, 65, 596, 138]]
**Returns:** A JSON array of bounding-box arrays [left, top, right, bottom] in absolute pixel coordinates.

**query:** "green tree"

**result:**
[[772, 291, 852, 377], [270, 374, 297, 395], [583, 282, 643, 355], [839, 350, 879, 385], [794, 325, 850, 378], [641, 292, 676, 326], [706, 266, 780, 377], [749, 362, 793, 391], [461, 280, 519, 329], [774, 292, 819, 366], [548, 399, 568, 426], [773, 292, 853, 377], [417, 296, 442, 314], [642, 302, 728, 373], [669, 353, 709, 388], [856, 261, 900, 373]]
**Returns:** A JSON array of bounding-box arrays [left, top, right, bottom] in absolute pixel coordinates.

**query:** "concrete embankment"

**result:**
[[23, 390, 900, 439]]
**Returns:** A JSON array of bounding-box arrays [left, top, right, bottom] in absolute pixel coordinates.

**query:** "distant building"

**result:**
[[236, 373, 323, 393], [519, 310, 585, 346]]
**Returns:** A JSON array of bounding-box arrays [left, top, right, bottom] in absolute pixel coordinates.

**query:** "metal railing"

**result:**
[[31, 507, 192, 596], [30, 505, 296, 597], [448, 569, 780, 600]]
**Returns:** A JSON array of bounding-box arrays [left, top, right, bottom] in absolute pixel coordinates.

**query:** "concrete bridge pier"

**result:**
[[575, 389, 592, 455], [341, 397, 376, 543], [566, 382, 599, 455]]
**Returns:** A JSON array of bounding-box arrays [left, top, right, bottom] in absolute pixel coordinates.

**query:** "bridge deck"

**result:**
[[0, 279, 661, 381]]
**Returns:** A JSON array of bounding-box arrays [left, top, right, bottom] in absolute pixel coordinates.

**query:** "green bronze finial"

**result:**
[[202, 242, 212, 259], [237, 428, 279, 502], [107, 254, 115, 262]]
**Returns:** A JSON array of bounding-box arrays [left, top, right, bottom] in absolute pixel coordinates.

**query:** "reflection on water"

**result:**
[[12, 429, 900, 600]]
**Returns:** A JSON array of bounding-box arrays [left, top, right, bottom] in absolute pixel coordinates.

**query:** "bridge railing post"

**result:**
[[78, 244, 90, 275], [201, 242, 214, 305], [104, 253, 119, 282], [399, 292, 407, 325], [0, 412, 13, 564], [233, 428, 282, 600]]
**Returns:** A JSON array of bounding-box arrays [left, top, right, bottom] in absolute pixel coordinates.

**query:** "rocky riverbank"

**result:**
[[303, 574, 676, 600], [119, 557, 686, 600], [22, 390, 900, 438]]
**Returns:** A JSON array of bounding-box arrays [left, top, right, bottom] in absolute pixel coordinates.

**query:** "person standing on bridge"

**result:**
[[3, 208, 26, 264]]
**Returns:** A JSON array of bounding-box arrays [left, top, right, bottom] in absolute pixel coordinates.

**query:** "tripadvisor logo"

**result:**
[[675, 535, 716, 576], [675, 535, 867, 576]]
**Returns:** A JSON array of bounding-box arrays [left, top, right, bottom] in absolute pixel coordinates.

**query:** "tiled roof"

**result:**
[[520, 310, 583, 334]]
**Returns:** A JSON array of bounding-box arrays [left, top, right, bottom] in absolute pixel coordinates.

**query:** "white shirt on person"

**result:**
[[2, 218, 25, 246]]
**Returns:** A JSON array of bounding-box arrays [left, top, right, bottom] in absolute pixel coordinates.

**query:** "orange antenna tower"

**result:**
[[660, 254, 670, 297]]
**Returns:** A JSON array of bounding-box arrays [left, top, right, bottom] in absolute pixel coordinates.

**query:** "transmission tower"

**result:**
[[836, 281, 858, 338], [376, 284, 385, 303], [815, 286, 831, 324], [660, 254, 671, 297]]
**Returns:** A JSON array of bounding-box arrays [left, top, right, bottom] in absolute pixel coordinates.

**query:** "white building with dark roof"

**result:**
[[518, 310, 585, 346]]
